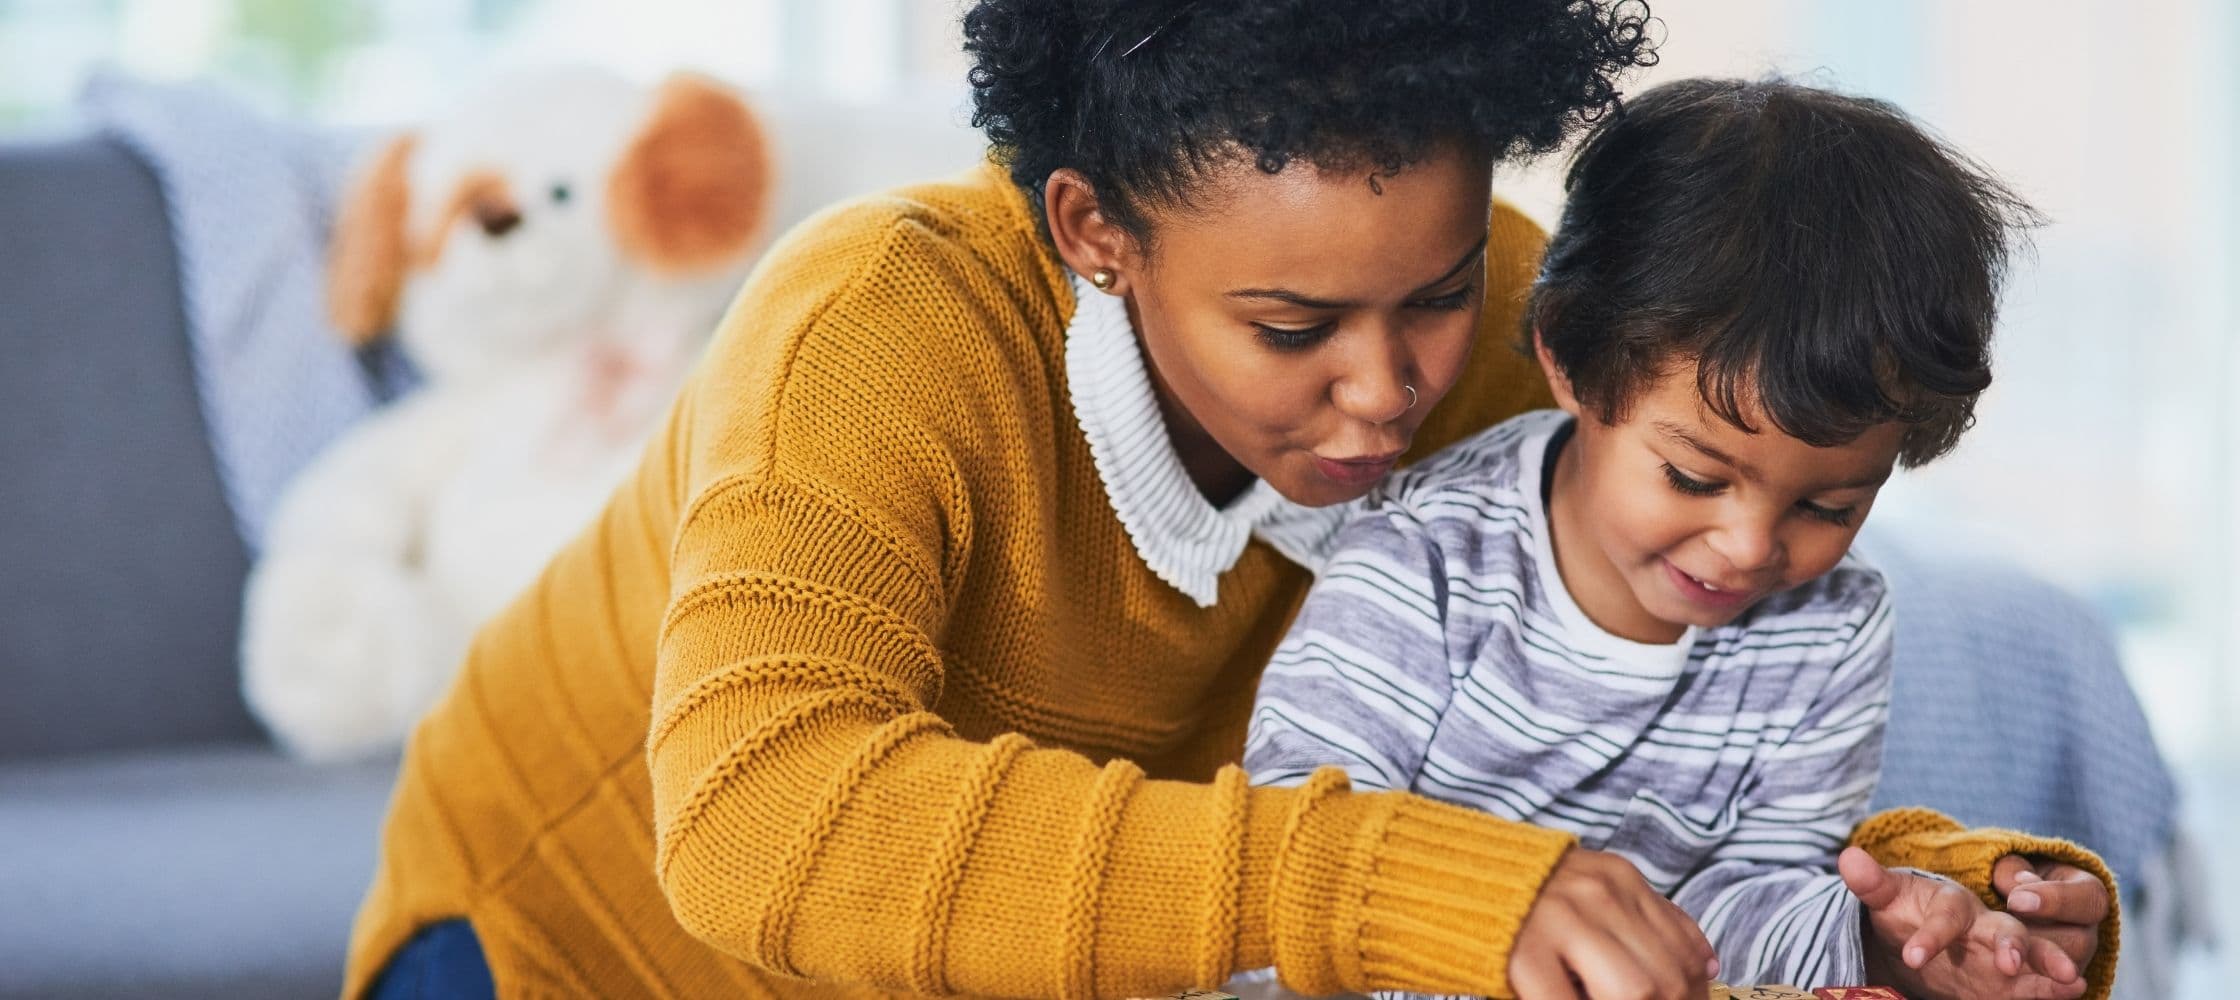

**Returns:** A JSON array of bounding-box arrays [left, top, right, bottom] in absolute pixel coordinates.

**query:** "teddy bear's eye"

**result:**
[[550, 183, 572, 205]]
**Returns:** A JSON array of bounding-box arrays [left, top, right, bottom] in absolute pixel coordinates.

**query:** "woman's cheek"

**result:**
[[1419, 320, 1480, 408]]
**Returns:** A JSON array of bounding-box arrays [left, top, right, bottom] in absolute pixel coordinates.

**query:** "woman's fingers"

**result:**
[[1568, 925, 1696, 1000], [2005, 864, 2111, 926], [1991, 853, 2039, 896], [1643, 892, 1719, 981], [1507, 942, 1582, 1000], [1514, 848, 1707, 1000], [2026, 932, 2082, 984]]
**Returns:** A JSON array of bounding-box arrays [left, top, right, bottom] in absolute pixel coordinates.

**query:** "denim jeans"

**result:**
[[368, 919, 495, 1000]]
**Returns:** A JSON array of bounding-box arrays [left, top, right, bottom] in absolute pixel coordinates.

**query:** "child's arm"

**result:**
[[1667, 589, 1896, 989], [1244, 504, 1457, 794]]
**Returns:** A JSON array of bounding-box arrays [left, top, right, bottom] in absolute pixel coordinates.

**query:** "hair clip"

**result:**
[[1091, 1, 1200, 62]]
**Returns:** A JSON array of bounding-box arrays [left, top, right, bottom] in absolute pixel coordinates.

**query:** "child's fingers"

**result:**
[[1902, 884, 1975, 968], [1968, 908, 2030, 976], [1837, 845, 1902, 911]]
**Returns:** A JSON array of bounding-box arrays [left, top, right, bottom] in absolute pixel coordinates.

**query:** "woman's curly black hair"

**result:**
[[963, 0, 1658, 244]]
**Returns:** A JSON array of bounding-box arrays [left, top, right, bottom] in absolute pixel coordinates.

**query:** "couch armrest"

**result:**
[[0, 132, 262, 759]]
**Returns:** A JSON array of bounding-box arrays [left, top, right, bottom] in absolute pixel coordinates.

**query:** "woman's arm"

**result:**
[[643, 211, 1575, 999], [1850, 809, 2119, 1000]]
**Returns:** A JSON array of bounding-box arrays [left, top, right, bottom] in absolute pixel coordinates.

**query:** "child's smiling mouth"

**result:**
[[1664, 559, 1758, 609]]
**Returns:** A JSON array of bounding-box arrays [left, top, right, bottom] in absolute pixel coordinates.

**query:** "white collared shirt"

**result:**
[[1062, 273, 1353, 606]]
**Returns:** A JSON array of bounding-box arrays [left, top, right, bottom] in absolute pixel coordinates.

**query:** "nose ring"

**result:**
[[1403, 384, 1418, 411]]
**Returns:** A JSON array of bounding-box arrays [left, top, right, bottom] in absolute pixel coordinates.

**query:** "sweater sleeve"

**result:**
[[644, 213, 1576, 999], [1850, 808, 2121, 1000]]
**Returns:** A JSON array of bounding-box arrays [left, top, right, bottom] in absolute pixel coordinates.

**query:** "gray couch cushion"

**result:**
[[0, 133, 261, 758], [0, 746, 397, 999]]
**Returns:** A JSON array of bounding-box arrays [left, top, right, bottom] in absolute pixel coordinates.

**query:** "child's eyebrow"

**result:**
[[1656, 420, 1895, 492], [1656, 420, 1760, 482]]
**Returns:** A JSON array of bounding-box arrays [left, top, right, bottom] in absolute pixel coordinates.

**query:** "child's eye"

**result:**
[[1661, 463, 1723, 496], [1797, 499, 1857, 527], [1252, 322, 1335, 351]]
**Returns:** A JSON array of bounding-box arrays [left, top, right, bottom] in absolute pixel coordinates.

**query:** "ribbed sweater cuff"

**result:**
[[1853, 806, 2122, 1000], [1269, 771, 1576, 997]]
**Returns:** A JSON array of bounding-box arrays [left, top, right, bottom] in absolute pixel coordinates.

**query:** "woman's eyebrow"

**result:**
[[1414, 235, 1492, 291], [1225, 235, 1491, 309]]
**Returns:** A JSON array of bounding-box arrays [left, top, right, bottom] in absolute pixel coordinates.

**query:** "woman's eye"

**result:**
[[1409, 285, 1476, 311], [1661, 463, 1723, 497], [1797, 500, 1858, 527], [1253, 322, 1335, 351]]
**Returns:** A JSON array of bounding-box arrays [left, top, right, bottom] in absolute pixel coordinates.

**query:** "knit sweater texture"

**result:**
[[342, 161, 2117, 999]]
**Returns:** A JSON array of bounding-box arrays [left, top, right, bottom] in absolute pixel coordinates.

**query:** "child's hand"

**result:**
[[1509, 847, 1718, 1000], [1838, 846, 2087, 1000]]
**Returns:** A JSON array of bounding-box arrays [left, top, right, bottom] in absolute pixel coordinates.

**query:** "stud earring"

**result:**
[[1091, 269, 1116, 291]]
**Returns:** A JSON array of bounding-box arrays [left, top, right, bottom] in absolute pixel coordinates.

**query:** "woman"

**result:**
[[348, 2, 2116, 998]]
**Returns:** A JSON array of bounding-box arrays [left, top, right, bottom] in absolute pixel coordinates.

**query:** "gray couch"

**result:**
[[0, 128, 2185, 1000], [0, 132, 397, 1000]]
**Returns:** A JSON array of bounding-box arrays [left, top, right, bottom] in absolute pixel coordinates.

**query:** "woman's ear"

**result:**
[[608, 73, 771, 275], [1531, 327, 1585, 418], [1043, 169, 1140, 293], [328, 133, 418, 345]]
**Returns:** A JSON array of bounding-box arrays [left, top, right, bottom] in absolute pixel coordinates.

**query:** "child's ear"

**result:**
[[1531, 327, 1584, 417]]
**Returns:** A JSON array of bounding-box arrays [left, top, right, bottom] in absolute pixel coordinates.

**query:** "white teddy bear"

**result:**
[[242, 66, 771, 761]]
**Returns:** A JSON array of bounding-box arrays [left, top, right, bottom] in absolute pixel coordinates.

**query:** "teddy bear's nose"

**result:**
[[475, 201, 523, 238]]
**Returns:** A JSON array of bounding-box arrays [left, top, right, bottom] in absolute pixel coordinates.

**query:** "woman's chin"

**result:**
[[1262, 470, 1378, 508]]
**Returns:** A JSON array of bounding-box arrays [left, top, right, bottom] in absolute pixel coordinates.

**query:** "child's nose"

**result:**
[[1708, 517, 1781, 574]]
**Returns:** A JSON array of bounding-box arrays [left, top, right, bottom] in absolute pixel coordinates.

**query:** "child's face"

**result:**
[[1539, 354, 1904, 643]]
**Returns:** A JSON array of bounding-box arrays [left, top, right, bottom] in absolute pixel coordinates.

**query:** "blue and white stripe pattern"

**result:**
[[1245, 410, 1895, 992], [80, 73, 384, 553]]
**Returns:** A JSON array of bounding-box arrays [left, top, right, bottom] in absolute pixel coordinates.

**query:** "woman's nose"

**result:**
[[1331, 335, 1416, 425]]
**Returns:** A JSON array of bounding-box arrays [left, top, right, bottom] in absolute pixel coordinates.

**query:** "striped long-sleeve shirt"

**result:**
[[1244, 410, 1895, 992]]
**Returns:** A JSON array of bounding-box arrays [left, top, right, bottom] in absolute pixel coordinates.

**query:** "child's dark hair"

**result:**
[[1529, 77, 2039, 467], [962, 0, 1658, 246]]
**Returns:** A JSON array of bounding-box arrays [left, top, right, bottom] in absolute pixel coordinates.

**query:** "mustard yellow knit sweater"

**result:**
[[343, 162, 2117, 999]]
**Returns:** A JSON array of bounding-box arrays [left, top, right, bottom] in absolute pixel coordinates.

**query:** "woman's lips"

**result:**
[[1663, 558, 1755, 610], [1312, 451, 1403, 488]]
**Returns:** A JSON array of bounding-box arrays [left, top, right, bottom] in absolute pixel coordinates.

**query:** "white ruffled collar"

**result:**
[[1063, 273, 1352, 607]]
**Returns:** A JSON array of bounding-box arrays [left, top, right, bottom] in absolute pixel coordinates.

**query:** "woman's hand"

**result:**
[[1840, 847, 2088, 999], [1508, 847, 1717, 1000], [1992, 853, 2109, 979]]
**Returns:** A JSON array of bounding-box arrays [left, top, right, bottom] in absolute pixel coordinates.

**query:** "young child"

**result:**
[[1244, 77, 2039, 993]]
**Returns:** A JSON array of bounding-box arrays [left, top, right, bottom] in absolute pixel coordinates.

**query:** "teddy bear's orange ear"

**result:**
[[608, 74, 772, 276], [328, 133, 419, 345]]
